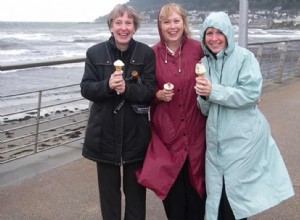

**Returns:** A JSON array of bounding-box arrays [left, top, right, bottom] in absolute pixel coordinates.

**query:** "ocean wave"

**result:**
[[0, 49, 31, 55], [0, 32, 52, 41], [0, 49, 86, 64]]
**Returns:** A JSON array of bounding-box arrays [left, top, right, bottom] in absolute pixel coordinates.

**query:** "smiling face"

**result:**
[[109, 12, 135, 51], [204, 27, 227, 54], [160, 11, 184, 46]]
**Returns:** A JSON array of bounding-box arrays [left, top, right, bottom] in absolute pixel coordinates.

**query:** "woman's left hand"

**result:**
[[194, 77, 212, 97], [156, 88, 174, 102]]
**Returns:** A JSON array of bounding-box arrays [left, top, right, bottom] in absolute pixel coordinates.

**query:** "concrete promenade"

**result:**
[[1, 77, 299, 220]]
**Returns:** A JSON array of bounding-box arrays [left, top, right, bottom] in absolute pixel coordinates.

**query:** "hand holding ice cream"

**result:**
[[194, 75, 212, 97], [157, 82, 174, 102], [110, 60, 125, 94], [194, 61, 210, 96]]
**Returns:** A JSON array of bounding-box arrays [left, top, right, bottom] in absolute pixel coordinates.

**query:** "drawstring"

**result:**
[[207, 52, 227, 83], [164, 43, 174, 63], [164, 47, 168, 64], [178, 44, 182, 73], [220, 53, 226, 83], [164, 43, 182, 73]]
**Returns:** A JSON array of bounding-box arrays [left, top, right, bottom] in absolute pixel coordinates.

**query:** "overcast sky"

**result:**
[[1, 0, 129, 22]]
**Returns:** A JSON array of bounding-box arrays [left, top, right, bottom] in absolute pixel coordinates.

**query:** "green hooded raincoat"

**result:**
[[197, 12, 294, 219]]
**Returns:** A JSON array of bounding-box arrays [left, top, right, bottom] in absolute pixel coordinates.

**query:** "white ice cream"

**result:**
[[163, 83, 174, 91], [114, 60, 124, 67], [195, 62, 206, 74]]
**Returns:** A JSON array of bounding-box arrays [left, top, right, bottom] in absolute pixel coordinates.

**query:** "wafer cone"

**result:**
[[115, 66, 123, 71], [195, 61, 206, 77], [196, 72, 205, 77]]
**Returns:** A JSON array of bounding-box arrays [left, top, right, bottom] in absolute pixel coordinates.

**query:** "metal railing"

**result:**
[[0, 84, 90, 163], [248, 39, 300, 82], [1, 40, 300, 163]]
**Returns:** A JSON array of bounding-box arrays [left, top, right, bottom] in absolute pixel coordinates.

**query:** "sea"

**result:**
[[1, 21, 300, 123]]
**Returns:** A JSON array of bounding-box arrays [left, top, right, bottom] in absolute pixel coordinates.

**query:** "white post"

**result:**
[[295, 56, 300, 77], [238, 0, 249, 47]]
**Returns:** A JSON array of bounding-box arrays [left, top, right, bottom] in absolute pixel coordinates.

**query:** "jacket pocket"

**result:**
[[83, 104, 103, 154], [152, 106, 176, 145], [131, 104, 150, 114]]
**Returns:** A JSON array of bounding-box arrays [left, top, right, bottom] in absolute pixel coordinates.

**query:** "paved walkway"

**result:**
[[1, 77, 300, 220]]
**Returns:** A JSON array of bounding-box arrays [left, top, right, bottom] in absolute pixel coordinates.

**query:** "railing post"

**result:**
[[34, 91, 42, 153], [255, 44, 264, 64], [238, 0, 249, 47], [275, 42, 287, 83], [295, 56, 300, 77]]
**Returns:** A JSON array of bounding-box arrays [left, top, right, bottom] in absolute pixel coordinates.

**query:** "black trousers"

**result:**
[[218, 180, 247, 220], [96, 161, 146, 220], [162, 160, 206, 220]]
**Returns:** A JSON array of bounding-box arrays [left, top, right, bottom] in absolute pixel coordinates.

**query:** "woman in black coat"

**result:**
[[80, 4, 156, 220]]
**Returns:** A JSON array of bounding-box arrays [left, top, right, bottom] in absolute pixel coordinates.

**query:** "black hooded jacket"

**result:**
[[80, 36, 156, 165]]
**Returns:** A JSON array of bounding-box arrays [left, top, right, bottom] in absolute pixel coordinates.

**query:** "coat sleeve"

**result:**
[[80, 46, 113, 103], [208, 50, 262, 109], [197, 96, 210, 116]]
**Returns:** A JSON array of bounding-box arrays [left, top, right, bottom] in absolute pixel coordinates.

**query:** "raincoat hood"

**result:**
[[156, 8, 164, 42], [200, 11, 235, 56]]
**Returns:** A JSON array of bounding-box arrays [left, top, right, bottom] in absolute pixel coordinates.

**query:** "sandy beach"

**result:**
[[1, 108, 88, 163]]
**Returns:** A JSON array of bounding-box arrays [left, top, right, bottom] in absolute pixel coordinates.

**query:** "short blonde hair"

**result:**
[[158, 3, 192, 37], [107, 4, 142, 31]]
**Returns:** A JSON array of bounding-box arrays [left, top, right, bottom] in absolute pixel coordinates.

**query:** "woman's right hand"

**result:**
[[195, 77, 211, 97], [109, 71, 125, 94]]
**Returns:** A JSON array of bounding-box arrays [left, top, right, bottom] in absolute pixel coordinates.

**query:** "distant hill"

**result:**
[[94, 0, 300, 23], [128, 0, 300, 12]]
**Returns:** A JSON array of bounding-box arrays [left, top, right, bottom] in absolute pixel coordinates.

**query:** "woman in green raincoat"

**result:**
[[195, 11, 294, 220]]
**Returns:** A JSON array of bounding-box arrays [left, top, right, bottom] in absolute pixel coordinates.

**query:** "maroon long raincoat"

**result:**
[[137, 34, 206, 200]]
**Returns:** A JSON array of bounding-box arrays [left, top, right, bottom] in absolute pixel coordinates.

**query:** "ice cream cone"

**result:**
[[113, 60, 125, 95], [195, 61, 206, 77], [114, 60, 124, 72]]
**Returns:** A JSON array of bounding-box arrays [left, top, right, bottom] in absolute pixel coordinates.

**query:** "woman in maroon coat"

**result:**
[[137, 3, 206, 219]]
